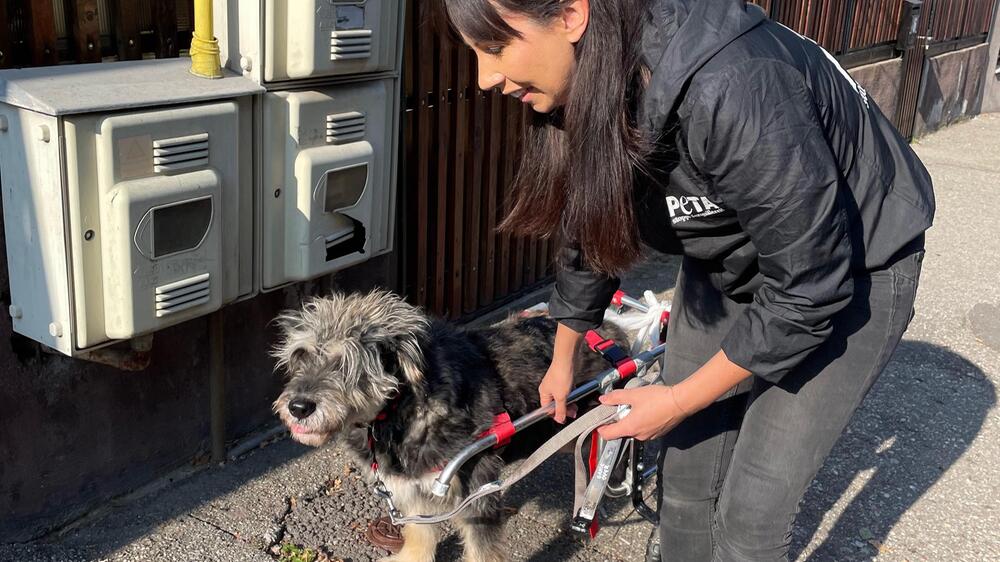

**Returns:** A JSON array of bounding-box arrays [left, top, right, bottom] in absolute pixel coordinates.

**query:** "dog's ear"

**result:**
[[360, 326, 424, 386], [270, 310, 318, 373], [282, 344, 314, 372]]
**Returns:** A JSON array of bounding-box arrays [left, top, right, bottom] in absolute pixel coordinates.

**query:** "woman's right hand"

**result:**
[[539, 322, 584, 424]]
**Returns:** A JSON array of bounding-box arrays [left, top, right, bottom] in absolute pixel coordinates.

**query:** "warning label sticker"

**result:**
[[117, 134, 152, 180]]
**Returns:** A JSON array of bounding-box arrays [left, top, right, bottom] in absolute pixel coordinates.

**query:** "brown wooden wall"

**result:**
[[927, 0, 996, 41], [0, 0, 192, 68], [399, 0, 554, 319], [399, 0, 998, 318], [750, 0, 996, 53], [751, 0, 906, 53], [2, 1, 997, 319]]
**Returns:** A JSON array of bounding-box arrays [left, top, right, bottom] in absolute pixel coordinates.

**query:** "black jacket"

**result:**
[[548, 0, 935, 382]]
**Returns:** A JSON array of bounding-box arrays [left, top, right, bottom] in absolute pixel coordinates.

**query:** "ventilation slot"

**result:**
[[330, 29, 372, 61], [155, 273, 210, 317], [326, 112, 366, 144], [153, 133, 209, 174], [326, 218, 367, 262]]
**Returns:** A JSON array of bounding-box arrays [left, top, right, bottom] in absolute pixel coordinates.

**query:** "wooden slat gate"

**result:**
[[399, 0, 555, 320], [896, 1, 936, 140]]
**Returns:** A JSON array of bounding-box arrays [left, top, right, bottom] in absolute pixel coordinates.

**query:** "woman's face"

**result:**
[[461, 2, 589, 114]]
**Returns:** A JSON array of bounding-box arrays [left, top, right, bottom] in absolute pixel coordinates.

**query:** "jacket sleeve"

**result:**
[[684, 60, 855, 383], [547, 241, 621, 334]]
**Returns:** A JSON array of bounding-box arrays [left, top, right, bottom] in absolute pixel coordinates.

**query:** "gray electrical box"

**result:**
[[214, 0, 404, 84], [0, 60, 262, 354]]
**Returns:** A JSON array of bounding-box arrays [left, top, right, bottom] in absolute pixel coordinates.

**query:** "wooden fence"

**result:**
[[399, 0, 545, 318], [0, 0, 192, 68], [753, 0, 906, 56], [1, 1, 997, 319], [400, 0, 997, 318], [751, 1, 995, 60]]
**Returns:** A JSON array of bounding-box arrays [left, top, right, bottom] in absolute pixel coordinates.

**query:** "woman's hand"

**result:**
[[596, 386, 689, 441], [539, 359, 576, 424], [540, 322, 585, 424], [596, 349, 754, 441]]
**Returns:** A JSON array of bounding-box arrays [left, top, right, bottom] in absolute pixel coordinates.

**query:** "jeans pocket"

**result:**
[[892, 250, 925, 285]]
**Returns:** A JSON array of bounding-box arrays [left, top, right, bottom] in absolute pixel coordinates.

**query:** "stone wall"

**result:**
[[915, 44, 991, 137]]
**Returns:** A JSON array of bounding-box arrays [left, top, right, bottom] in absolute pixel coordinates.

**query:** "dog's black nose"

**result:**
[[288, 399, 316, 420]]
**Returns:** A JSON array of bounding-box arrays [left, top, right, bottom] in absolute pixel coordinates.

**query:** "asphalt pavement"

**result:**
[[2, 114, 998, 562]]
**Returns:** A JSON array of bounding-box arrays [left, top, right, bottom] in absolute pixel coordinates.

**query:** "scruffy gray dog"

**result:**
[[271, 289, 620, 562]]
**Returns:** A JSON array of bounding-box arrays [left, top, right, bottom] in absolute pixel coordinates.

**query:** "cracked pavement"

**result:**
[[2, 115, 999, 561]]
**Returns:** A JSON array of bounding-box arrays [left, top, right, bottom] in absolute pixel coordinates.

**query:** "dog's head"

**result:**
[[271, 290, 429, 447]]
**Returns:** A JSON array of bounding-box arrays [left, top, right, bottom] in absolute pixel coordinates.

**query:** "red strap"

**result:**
[[480, 412, 516, 448], [587, 430, 601, 538], [368, 432, 379, 472], [586, 330, 638, 380], [584, 330, 607, 352], [611, 290, 626, 307], [616, 359, 637, 379]]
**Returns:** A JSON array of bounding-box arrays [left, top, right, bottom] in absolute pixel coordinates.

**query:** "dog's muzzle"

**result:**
[[288, 398, 317, 420]]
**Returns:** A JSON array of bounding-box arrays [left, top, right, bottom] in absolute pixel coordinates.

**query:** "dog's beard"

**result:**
[[272, 393, 343, 447], [273, 387, 389, 448], [289, 429, 332, 447]]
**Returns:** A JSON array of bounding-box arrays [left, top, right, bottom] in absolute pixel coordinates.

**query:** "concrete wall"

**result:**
[[0, 207, 396, 541], [848, 57, 905, 122], [914, 44, 991, 138], [980, 0, 1000, 114]]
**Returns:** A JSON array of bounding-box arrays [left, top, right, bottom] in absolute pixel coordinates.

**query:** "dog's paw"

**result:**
[[379, 556, 434, 562]]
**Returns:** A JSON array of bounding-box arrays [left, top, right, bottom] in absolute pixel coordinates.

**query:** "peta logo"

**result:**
[[666, 196, 726, 224]]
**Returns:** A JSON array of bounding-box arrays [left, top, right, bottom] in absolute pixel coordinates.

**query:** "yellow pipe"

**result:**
[[189, 0, 223, 79]]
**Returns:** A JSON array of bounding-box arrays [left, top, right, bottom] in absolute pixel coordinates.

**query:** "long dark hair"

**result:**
[[441, 0, 650, 275]]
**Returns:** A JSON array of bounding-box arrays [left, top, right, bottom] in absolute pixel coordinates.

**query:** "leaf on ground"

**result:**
[[868, 539, 891, 553]]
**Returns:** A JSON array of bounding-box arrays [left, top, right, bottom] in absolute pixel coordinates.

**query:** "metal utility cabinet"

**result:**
[[0, 2, 405, 357], [0, 60, 261, 355], [215, 0, 404, 291]]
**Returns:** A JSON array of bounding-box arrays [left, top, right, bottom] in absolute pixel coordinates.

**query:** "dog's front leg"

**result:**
[[455, 514, 508, 562], [380, 523, 439, 562]]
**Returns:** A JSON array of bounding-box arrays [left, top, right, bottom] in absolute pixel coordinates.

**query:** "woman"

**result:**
[[441, 0, 933, 560]]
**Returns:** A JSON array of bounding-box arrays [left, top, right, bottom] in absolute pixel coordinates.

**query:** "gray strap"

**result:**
[[572, 368, 661, 521], [389, 368, 663, 526], [389, 402, 622, 525]]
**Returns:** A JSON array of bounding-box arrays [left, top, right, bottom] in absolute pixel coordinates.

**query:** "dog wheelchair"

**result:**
[[371, 289, 670, 539]]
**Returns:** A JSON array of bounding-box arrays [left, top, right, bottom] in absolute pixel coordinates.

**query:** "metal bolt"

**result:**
[[9, 305, 22, 319], [274, 188, 281, 198], [49, 322, 63, 338], [36, 124, 50, 143], [84, 230, 95, 241]]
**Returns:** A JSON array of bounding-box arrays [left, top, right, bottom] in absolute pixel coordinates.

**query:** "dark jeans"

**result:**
[[656, 245, 924, 562]]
